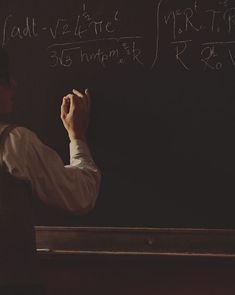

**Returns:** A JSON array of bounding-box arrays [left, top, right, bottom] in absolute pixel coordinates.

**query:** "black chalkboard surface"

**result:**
[[1, 0, 235, 228]]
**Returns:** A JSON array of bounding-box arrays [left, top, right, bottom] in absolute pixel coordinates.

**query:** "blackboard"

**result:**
[[1, 0, 235, 228]]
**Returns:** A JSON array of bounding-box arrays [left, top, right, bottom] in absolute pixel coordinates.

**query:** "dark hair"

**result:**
[[0, 47, 10, 84]]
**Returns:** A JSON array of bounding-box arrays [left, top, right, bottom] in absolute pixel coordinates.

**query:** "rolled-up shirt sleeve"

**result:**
[[3, 127, 101, 215]]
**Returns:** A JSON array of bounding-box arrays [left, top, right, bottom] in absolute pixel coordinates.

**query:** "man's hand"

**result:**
[[61, 89, 90, 141]]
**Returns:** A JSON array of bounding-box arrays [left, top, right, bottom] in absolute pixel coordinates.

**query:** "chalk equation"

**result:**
[[156, 0, 235, 70], [1, 0, 235, 70]]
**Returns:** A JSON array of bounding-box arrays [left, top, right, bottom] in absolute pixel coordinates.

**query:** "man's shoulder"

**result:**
[[12, 125, 33, 135], [1, 125, 37, 143]]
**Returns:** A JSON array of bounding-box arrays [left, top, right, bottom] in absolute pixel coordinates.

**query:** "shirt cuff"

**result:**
[[69, 139, 92, 162]]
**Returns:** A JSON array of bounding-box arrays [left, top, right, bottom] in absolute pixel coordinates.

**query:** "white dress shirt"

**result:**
[[2, 126, 101, 215]]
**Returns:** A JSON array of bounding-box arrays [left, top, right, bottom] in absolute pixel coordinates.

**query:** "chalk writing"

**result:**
[[2, 15, 38, 46], [47, 36, 143, 67], [2, 0, 235, 70], [161, 0, 235, 70], [0, 3, 144, 68]]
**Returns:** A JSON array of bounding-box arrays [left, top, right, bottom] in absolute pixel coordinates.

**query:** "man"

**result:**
[[0, 48, 101, 291], [0, 47, 101, 214]]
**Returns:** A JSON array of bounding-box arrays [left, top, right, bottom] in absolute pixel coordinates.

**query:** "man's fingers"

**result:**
[[63, 89, 90, 115], [71, 89, 85, 109], [72, 89, 84, 98], [73, 89, 90, 110], [65, 94, 77, 113], [61, 97, 70, 118]]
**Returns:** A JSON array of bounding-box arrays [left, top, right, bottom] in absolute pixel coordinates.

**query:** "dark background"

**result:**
[[1, 0, 235, 228]]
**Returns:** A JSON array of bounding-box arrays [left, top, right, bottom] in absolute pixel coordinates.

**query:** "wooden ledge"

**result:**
[[35, 226, 235, 258]]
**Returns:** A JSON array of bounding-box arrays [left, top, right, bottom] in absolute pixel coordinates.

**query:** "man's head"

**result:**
[[0, 48, 15, 114]]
